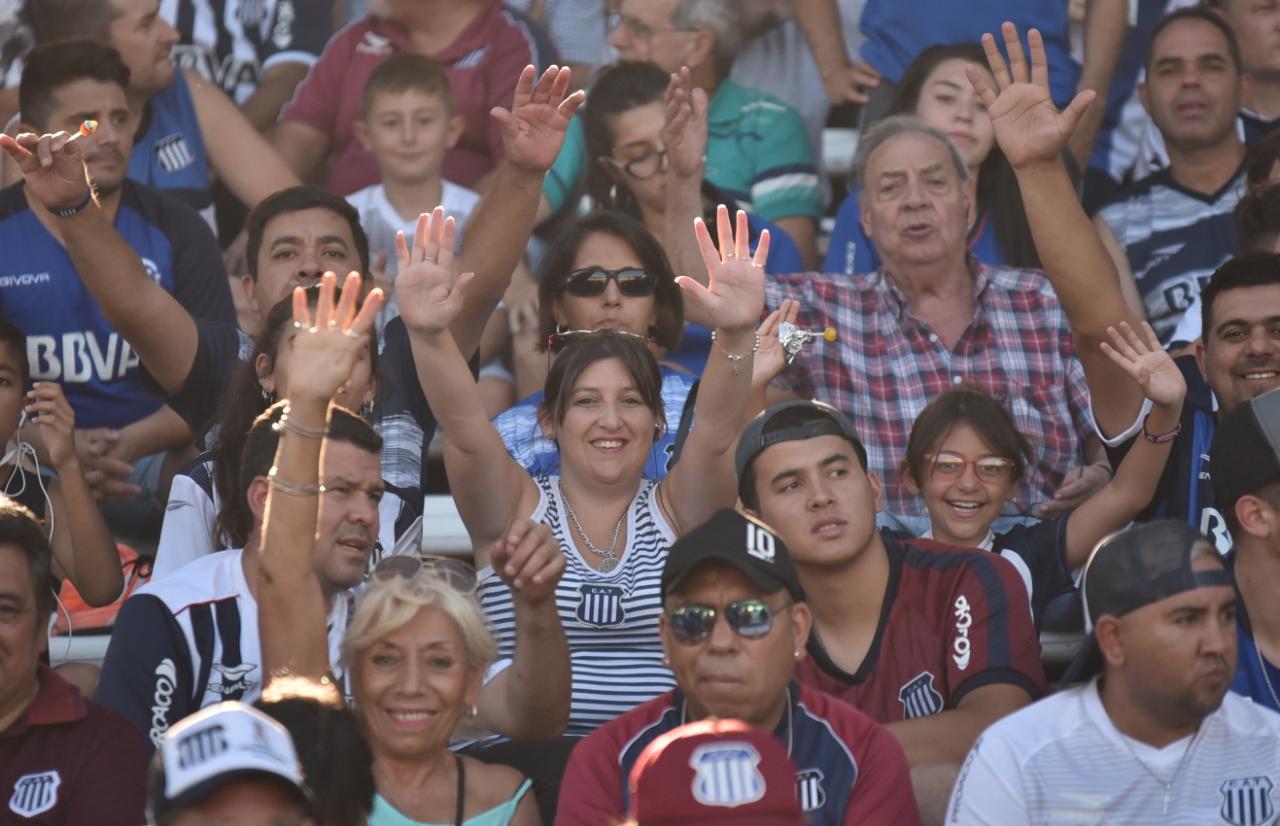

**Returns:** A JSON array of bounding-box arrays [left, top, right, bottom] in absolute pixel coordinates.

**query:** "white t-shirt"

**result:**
[[947, 678, 1280, 825], [346, 181, 480, 332]]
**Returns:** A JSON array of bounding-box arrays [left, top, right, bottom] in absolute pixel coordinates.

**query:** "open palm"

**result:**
[[394, 207, 474, 335], [287, 272, 382, 403], [678, 206, 767, 333], [493, 65, 585, 174], [968, 23, 1095, 169], [1100, 321, 1187, 408]]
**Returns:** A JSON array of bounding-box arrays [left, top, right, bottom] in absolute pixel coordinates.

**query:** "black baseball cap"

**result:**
[[662, 509, 804, 603], [1063, 520, 1234, 683], [734, 400, 868, 500], [1211, 388, 1280, 519]]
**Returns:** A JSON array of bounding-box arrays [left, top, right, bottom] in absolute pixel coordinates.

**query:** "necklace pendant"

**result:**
[[597, 556, 619, 573]]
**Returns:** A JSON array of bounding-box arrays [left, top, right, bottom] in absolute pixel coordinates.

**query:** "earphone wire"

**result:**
[[3, 430, 73, 662]]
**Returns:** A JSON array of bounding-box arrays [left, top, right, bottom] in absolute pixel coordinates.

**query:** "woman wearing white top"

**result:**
[[402, 205, 768, 734]]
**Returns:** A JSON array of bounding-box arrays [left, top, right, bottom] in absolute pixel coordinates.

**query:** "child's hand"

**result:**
[[1100, 321, 1187, 408], [25, 381, 77, 471]]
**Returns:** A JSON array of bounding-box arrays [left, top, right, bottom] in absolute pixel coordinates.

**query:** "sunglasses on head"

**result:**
[[667, 598, 790, 646], [546, 327, 651, 354], [563, 266, 658, 298], [369, 555, 478, 594]]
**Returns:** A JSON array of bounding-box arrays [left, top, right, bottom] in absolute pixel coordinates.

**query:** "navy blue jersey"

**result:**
[[1105, 355, 1226, 550], [556, 683, 918, 826], [992, 515, 1076, 629], [0, 180, 233, 429], [1096, 166, 1242, 344], [129, 72, 213, 213]]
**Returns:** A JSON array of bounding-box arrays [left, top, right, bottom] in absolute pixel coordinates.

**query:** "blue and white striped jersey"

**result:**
[[476, 476, 676, 738], [1097, 165, 1243, 344]]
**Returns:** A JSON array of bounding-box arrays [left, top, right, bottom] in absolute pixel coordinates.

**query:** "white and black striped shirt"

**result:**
[[477, 476, 676, 738]]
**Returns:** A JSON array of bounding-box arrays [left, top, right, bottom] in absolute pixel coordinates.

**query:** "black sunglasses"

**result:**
[[668, 599, 790, 645], [563, 266, 658, 298]]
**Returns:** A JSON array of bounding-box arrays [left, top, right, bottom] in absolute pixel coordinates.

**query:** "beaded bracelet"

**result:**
[[267, 466, 321, 497], [1142, 415, 1182, 444], [710, 331, 761, 375]]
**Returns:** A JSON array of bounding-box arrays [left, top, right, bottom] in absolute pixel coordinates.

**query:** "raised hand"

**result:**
[[966, 23, 1095, 169], [394, 207, 476, 335], [285, 272, 382, 404], [490, 519, 565, 606], [662, 66, 708, 179], [492, 64, 586, 175], [1100, 320, 1187, 408], [752, 300, 801, 388], [678, 206, 767, 333], [0, 131, 92, 212], [26, 382, 78, 471]]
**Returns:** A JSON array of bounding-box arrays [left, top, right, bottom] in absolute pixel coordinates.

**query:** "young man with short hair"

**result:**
[[948, 521, 1280, 821], [736, 400, 1044, 822], [556, 509, 918, 826]]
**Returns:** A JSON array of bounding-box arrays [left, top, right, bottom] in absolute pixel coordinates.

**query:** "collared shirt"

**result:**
[[766, 261, 1092, 518], [555, 682, 919, 826], [1, 666, 147, 824]]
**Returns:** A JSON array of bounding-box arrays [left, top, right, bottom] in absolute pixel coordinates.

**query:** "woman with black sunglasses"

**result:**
[[400, 205, 767, 739]]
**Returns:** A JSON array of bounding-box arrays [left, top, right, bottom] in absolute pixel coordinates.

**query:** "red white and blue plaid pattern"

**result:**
[[765, 261, 1093, 518]]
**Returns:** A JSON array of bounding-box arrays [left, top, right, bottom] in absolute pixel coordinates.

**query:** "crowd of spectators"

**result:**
[[4, 0, 1280, 824]]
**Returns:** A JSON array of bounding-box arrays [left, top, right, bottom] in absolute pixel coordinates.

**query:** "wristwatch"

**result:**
[[50, 190, 93, 218]]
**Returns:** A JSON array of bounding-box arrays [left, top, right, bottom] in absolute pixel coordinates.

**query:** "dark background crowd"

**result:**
[[2, 0, 1280, 824]]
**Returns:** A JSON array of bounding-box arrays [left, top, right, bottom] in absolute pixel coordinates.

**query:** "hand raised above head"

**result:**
[[285, 272, 382, 404], [394, 207, 476, 336], [677, 205, 768, 334], [967, 22, 1096, 170], [662, 66, 707, 179], [0, 131, 93, 212], [1100, 320, 1187, 408], [492, 64, 586, 175]]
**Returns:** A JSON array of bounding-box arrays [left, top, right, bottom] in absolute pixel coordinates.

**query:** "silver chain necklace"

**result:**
[[558, 480, 624, 572], [1116, 726, 1202, 815], [1256, 638, 1280, 710]]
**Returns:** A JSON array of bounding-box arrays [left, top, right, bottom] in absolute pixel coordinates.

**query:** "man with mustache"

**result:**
[[1094, 7, 1246, 347], [95, 405, 383, 755], [947, 520, 1280, 822], [0, 39, 235, 524]]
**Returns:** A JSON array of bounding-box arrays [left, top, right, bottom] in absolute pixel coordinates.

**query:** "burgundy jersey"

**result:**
[[1, 666, 147, 824], [796, 536, 1045, 723]]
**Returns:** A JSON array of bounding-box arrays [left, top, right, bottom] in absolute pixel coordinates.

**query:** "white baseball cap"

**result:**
[[148, 701, 311, 821]]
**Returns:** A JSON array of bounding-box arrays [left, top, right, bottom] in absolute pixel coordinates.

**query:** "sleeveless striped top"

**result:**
[[476, 475, 677, 737]]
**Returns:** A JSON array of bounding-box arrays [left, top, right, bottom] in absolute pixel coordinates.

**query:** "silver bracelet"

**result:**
[[271, 408, 327, 439], [710, 331, 761, 375], [267, 467, 321, 497]]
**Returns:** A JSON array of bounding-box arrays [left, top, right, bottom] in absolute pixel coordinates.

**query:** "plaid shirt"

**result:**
[[766, 260, 1093, 518]]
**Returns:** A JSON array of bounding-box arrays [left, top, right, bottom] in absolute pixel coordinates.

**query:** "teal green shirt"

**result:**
[[369, 780, 531, 826], [542, 79, 822, 223]]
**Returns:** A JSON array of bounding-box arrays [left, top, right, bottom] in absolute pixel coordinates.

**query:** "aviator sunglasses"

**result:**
[[369, 554, 478, 594], [668, 599, 790, 645], [562, 266, 658, 298]]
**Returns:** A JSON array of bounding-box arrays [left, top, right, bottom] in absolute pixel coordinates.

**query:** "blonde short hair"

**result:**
[[342, 573, 497, 672]]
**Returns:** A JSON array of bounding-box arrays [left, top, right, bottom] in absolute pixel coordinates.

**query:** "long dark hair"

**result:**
[[581, 60, 670, 220], [537, 211, 684, 353], [211, 288, 379, 548], [893, 44, 1041, 269]]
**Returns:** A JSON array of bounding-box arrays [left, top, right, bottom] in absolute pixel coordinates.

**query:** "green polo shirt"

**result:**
[[543, 79, 822, 224]]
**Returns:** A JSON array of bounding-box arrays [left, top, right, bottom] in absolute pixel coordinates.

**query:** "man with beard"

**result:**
[[0, 39, 235, 522], [947, 521, 1280, 822], [96, 405, 383, 755], [1094, 7, 1246, 345]]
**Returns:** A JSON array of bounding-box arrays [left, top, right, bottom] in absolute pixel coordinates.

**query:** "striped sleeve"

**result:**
[[746, 103, 822, 222]]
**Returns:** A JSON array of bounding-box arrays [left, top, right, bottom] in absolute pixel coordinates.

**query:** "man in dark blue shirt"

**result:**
[[2, 40, 235, 527]]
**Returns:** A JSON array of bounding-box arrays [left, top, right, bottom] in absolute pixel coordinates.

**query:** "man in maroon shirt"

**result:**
[[0, 496, 147, 824], [736, 400, 1045, 824]]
